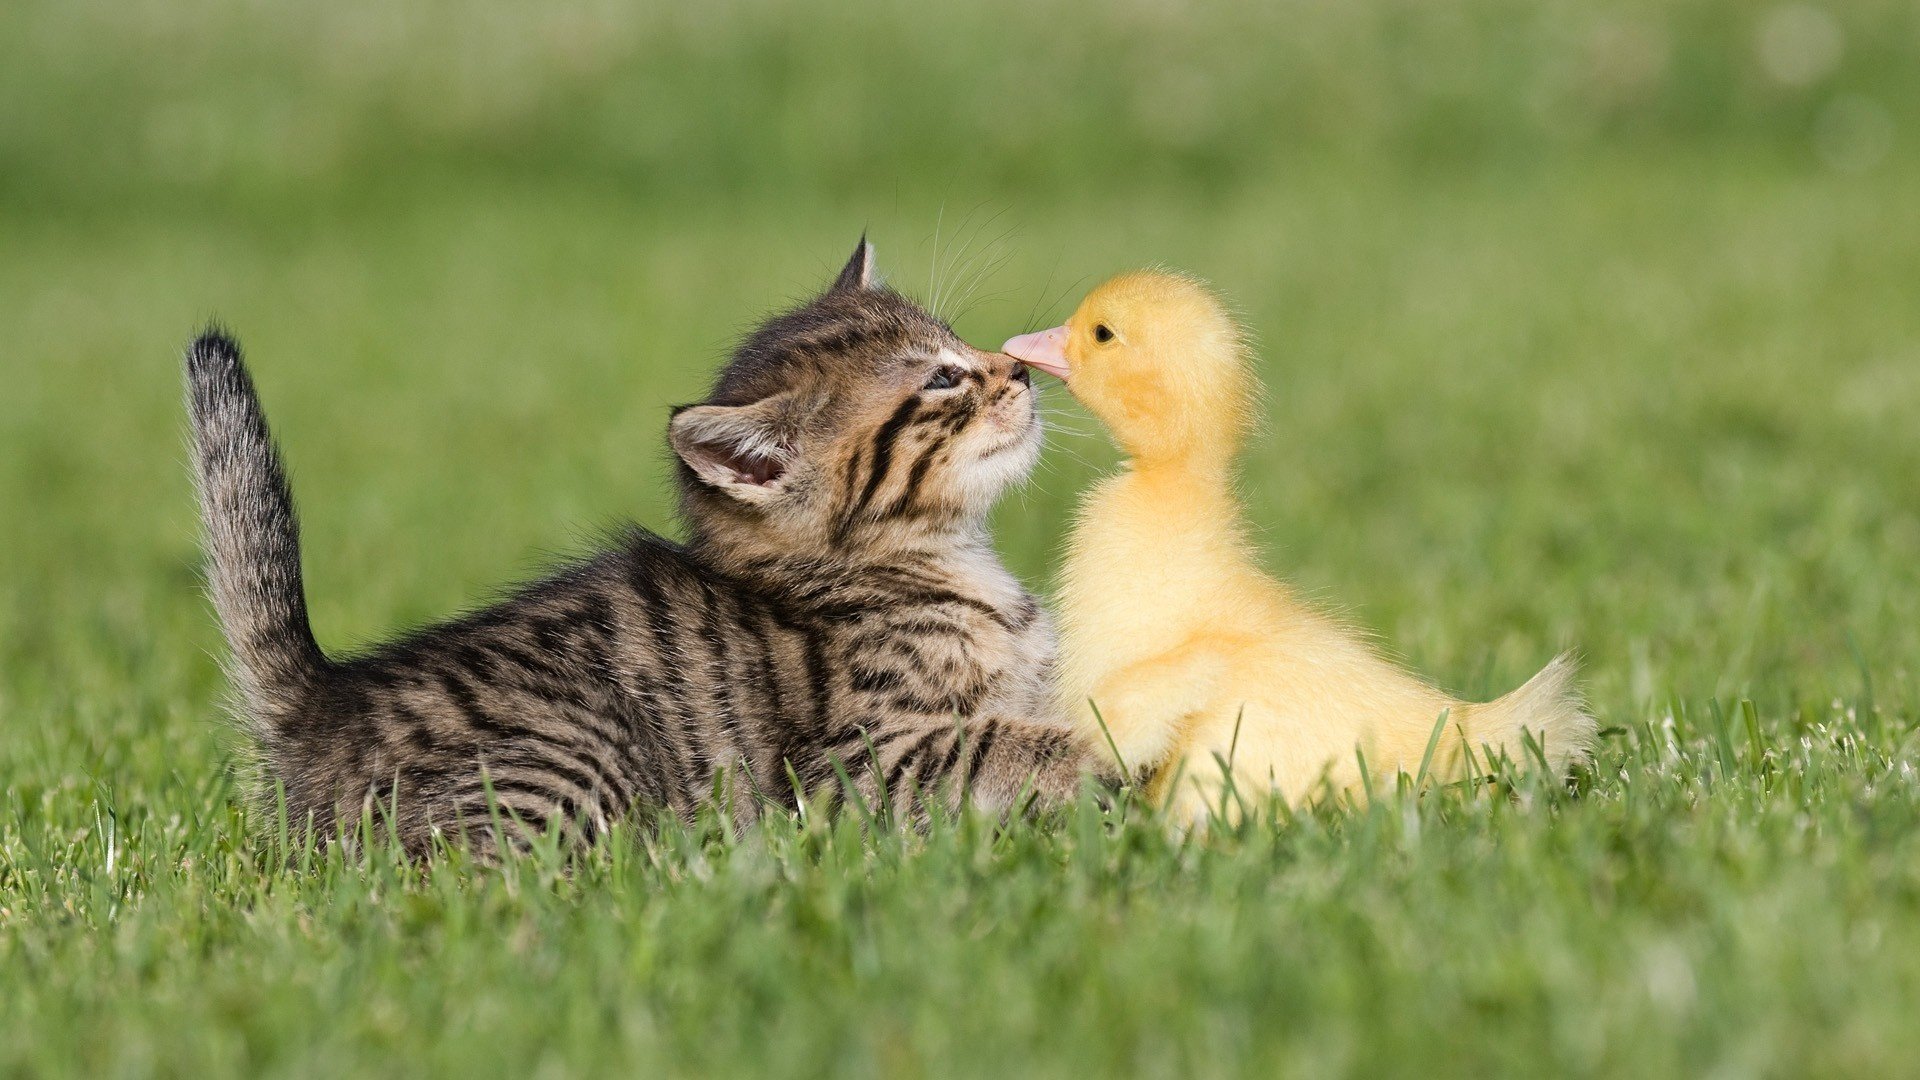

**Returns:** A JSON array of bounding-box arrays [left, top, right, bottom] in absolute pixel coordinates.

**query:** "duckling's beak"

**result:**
[[1001, 326, 1071, 380]]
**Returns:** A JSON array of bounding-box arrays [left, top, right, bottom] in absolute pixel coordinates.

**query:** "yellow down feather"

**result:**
[[1039, 271, 1596, 821]]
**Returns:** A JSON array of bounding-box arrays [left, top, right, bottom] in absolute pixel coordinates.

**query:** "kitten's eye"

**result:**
[[923, 367, 963, 391], [1093, 324, 1115, 343]]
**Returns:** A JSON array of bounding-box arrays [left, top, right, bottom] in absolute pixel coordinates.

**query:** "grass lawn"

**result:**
[[4, 2, 1920, 1076]]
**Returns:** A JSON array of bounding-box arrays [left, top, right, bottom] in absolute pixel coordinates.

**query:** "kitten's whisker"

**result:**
[[937, 202, 1001, 320], [927, 200, 948, 316], [1023, 257, 1062, 332], [949, 241, 1017, 325], [948, 212, 1009, 302], [933, 200, 986, 317], [1026, 273, 1092, 334]]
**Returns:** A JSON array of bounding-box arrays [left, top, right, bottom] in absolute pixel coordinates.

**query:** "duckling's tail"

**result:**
[[1454, 654, 1596, 778]]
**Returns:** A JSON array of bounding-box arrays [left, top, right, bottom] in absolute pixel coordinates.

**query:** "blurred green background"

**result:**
[[4, 1, 1919, 1075], [5, 0, 1916, 691]]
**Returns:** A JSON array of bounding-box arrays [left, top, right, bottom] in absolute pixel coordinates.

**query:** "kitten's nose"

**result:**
[[1010, 362, 1031, 387]]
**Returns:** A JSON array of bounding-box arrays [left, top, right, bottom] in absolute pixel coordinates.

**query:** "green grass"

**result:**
[[5, 0, 1920, 1075]]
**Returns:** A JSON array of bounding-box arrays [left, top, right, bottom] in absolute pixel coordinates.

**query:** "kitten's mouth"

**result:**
[[980, 411, 1042, 460]]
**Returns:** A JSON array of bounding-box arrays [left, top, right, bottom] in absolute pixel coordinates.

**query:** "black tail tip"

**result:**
[[186, 325, 243, 378]]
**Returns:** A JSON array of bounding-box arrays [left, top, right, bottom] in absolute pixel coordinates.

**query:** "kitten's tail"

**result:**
[[1455, 653, 1596, 778], [185, 328, 329, 729]]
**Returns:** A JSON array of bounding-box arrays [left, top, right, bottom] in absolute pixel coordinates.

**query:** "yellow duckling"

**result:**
[[1005, 271, 1594, 820]]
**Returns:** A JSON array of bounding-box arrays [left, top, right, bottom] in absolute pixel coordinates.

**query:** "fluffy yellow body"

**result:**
[[1019, 271, 1594, 821]]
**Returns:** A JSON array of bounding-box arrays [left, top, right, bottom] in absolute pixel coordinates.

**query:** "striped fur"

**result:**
[[187, 240, 1104, 854]]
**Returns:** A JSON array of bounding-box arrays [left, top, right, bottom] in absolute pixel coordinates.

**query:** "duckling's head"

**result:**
[[1004, 270, 1253, 463]]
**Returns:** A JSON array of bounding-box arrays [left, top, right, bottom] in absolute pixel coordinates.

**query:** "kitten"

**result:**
[[187, 239, 1105, 854]]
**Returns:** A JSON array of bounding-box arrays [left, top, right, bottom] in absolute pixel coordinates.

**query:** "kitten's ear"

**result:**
[[669, 397, 795, 505], [831, 234, 877, 292]]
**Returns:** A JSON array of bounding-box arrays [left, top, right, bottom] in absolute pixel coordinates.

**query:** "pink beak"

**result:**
[[1002, 325, 1071, 380]]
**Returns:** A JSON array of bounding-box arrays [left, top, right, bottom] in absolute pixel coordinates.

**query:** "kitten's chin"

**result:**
[[956, 419, 1043, 514]]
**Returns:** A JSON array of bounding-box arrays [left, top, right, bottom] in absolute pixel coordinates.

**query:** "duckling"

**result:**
[[1005, 271, 1594, 820]]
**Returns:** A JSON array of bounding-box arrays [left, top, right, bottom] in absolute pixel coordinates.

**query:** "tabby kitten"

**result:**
[[187, 239, 1105, 854]]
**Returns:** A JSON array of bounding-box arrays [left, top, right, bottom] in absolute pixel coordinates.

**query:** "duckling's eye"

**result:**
[[922, 366, 963, 391], [1093, 324, 1115, 344]]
